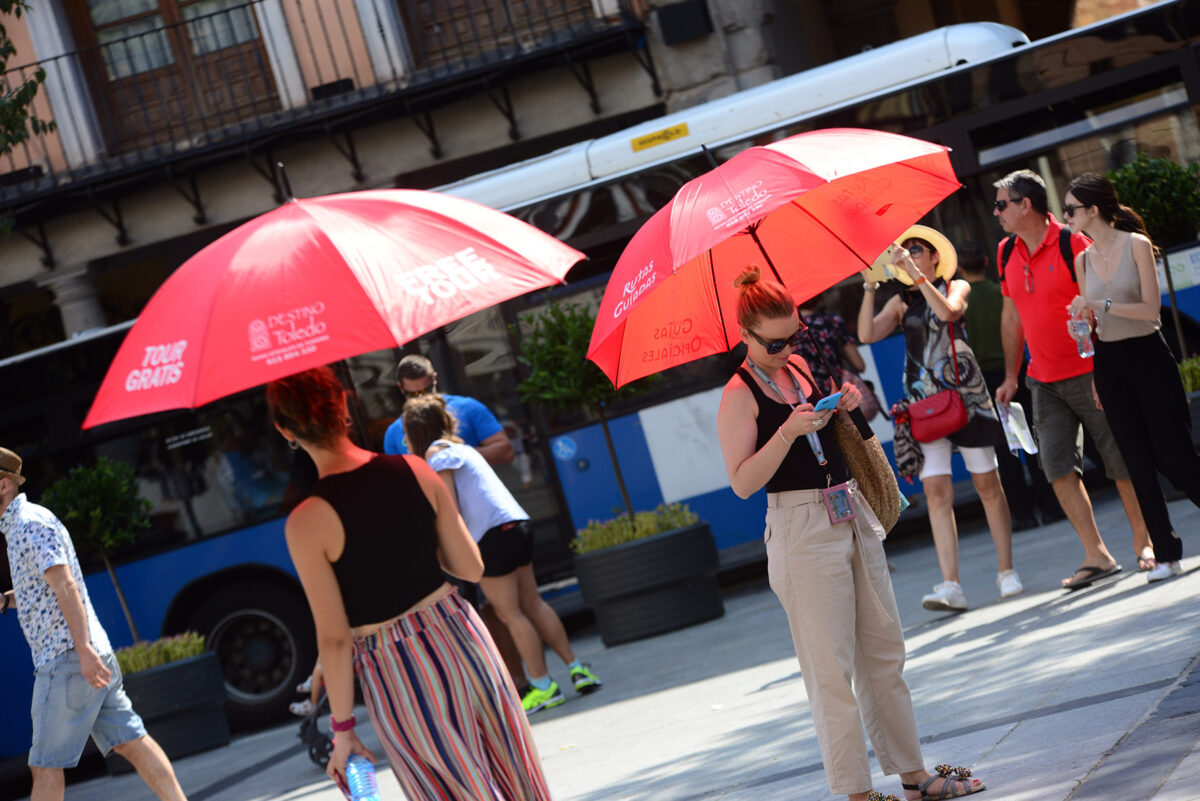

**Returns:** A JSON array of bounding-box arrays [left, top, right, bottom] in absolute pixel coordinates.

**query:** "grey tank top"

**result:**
[[1082, 233, 1160, 342]]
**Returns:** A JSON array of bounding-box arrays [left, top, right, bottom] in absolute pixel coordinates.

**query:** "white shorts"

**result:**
[[917, 437, 998, 480]]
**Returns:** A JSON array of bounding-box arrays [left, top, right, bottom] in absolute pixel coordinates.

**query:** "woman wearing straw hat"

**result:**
[[857, 225, 1022, 612]]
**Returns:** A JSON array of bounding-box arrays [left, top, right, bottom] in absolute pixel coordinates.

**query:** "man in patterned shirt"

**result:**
[[0, 447, 187, 801]]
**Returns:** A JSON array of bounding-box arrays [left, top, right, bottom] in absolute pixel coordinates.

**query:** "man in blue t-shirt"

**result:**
[[383, 354, 514, 466], [383, 355, 527, 690]]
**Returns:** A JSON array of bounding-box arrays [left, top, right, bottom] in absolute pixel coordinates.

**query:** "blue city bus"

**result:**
[[5, 4, 1200, 772]]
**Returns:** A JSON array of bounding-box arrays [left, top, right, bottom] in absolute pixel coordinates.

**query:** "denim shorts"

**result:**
[[29, 649, 146, 768]]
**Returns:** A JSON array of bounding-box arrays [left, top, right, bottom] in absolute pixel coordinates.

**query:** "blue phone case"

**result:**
[[814, 392, 842, 411]]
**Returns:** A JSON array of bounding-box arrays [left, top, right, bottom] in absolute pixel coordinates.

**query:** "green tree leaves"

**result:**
[[42, 457, 150, 557], [1109, 153, 1200, 249]]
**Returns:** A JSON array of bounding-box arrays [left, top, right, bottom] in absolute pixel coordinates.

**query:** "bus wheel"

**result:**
[[187, 582, 316, 731]]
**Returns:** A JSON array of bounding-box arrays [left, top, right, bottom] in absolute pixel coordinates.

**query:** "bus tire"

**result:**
[[187, 582, 316, 731]]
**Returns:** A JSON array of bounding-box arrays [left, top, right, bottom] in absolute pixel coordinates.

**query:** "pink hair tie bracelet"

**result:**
[[330, 714, 357, 733]]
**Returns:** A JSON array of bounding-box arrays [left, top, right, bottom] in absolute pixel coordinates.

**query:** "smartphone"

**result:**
[[814, 392, 842, 412]]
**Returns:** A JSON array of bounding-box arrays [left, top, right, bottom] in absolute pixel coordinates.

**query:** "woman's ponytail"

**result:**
[[1113, 204, 1150, 237]]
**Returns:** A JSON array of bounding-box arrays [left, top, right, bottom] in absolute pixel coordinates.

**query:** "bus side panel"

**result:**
[[680, 486, 767, 551], [550, 417, 664, 532], [88, 519, 293, 649], [0, 518, 294, 760]]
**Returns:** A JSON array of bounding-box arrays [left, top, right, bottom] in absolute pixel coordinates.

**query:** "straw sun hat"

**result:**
[[863, 224, 958, 286]]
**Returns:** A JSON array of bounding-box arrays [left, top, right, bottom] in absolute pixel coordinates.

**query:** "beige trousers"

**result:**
[[764, 483, 924, 795]]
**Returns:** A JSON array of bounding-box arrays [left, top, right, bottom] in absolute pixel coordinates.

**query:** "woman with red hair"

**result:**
[[716, 268, 985, 801]]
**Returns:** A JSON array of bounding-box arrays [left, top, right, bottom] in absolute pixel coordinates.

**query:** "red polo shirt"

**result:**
[[998, 216, 1092, 383]]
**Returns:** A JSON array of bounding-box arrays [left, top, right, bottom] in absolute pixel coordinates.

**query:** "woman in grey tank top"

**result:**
[[1065, 173, 1200, 583]]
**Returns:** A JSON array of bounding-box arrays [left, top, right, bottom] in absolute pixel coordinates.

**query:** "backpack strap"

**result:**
[[1059, 226, 1077, 284], [999, 235, 1017, 283], [999, 230, 1079, 285]]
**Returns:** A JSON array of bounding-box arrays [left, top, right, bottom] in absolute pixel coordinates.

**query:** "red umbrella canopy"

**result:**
[[588, 128, 960, 387], [84, 189, 584, 428]]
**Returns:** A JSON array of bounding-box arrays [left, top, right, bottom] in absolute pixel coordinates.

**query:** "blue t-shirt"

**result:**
[[383, 394, 503, 456], [427, 441, 528, 541]]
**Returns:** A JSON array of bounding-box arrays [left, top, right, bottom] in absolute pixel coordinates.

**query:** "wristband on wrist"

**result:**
[[777, 428, 795, 446], [862, 281, 879, 291], [913, 274, 928, 286], [330, 714, 357, 733]]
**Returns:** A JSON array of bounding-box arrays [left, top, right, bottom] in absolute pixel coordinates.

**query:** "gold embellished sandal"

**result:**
[[867, 792, 902, 801], [902, 764, 986, 800]]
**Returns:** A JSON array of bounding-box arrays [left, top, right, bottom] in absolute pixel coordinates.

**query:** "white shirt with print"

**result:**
[[2, 494, 112, 670]]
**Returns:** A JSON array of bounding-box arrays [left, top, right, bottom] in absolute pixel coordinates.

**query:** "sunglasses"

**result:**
[[403, 385, 435, 398], [993, 198, 1021, 211], [748, 323, 807, 355], [907, 244, 927, 256], [1062, 203, 1086, 217]]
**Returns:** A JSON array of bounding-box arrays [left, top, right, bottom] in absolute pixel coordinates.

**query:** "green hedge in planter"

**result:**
[[1180, 355, 1200, 394], [572, 503, 699, 554], [116, 632, 206, 676]]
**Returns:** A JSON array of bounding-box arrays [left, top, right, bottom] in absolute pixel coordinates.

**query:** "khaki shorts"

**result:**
[[1027, 373, 1129, 483]]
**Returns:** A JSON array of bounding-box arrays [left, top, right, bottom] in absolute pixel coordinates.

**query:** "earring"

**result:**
[[287, 439, 299, 450]]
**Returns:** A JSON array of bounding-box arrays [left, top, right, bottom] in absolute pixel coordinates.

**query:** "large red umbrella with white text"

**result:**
[[587, 128, 960, 387], [84, 189, 584, 428]]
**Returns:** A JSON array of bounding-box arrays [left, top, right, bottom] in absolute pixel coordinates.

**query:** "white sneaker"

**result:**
[[1146, 561, 1182, 583], [997, 569, 1024, 598], [922, 581, 968, 611]]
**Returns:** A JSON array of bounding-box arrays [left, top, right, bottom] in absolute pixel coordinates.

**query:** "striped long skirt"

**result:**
[[352, 590, 553, 801]]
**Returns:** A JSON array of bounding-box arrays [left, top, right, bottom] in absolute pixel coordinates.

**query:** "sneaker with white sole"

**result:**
[[521, 681, 564, 714], [997, 569, 1024, 598], [1146, 561, 1182, 583], [922, 581, 968, 612], [289, 699, 316, 717]]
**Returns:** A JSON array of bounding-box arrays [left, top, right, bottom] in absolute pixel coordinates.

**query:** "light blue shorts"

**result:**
[[29, 650, 146, 768]]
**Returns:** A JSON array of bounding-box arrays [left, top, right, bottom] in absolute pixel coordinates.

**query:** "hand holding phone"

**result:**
[[814, 392, 842, 412]]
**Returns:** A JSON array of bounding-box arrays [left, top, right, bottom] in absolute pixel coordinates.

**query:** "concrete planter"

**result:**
[[573, 522, 724, 647], [106, 651, 230, 774]]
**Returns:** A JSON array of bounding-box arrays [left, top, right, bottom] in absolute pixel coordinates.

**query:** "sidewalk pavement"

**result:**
[[29, 487, 1200, 801]]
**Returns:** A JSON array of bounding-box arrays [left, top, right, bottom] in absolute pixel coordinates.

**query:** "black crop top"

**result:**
[[737, 363, 850, 493], [308, 455, 444, 627]]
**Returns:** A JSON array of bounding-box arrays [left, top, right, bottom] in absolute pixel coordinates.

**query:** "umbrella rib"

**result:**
[[706, 248, 731, 352]]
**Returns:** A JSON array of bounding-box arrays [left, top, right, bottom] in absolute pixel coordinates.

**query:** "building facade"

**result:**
[[0, 0, 1093, 357]]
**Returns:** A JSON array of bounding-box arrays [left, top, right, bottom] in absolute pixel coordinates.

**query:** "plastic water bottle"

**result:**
[[1067, 315, 1094, 358], [345, 754, 381, 801]]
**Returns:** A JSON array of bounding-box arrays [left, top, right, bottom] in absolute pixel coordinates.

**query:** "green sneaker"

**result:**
[[569, 664, 602, 695], [521, 681, 564, 713]]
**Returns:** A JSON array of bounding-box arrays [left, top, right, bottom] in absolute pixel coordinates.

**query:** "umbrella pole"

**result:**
[[745, 226, 843, 394], [275, 161, 296, 202], [704, 142, 867, 426]]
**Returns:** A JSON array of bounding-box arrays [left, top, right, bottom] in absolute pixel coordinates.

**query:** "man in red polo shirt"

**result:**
[[992, 169, 1149, 590]]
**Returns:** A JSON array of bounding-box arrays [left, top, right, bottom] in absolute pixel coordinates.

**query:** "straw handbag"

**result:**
[[833, 410, 903, 533]]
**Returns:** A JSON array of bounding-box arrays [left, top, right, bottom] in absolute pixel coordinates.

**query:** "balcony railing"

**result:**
[[0, 0, 647, 206]]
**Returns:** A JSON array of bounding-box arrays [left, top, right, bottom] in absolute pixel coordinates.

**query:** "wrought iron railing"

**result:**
[[0, 0, 644, 203]]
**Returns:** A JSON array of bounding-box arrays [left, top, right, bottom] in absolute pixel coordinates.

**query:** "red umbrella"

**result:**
[[84, 189, 584, 428], [587, 128, 960, 387]]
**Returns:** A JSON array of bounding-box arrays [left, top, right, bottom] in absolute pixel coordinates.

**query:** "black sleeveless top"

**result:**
[[736, 363, 850, 493], [308, 455, 444, 627]]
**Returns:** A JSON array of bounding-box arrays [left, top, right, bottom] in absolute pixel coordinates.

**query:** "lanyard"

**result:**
[[745, 359, 828, 467]]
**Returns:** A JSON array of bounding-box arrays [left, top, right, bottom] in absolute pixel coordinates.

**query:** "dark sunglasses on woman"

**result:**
[[749, 323, 807, 355]]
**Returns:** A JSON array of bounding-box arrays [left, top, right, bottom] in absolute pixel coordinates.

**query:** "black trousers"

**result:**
[[982, 366, 1056, 521], [1093, 332, 1200, 562]]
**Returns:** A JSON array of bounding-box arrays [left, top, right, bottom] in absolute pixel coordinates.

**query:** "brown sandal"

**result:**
[[902, 764, 986, 800]]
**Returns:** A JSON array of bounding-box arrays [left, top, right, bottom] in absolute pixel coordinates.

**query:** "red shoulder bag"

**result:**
[[907, 294, 968, 443]]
